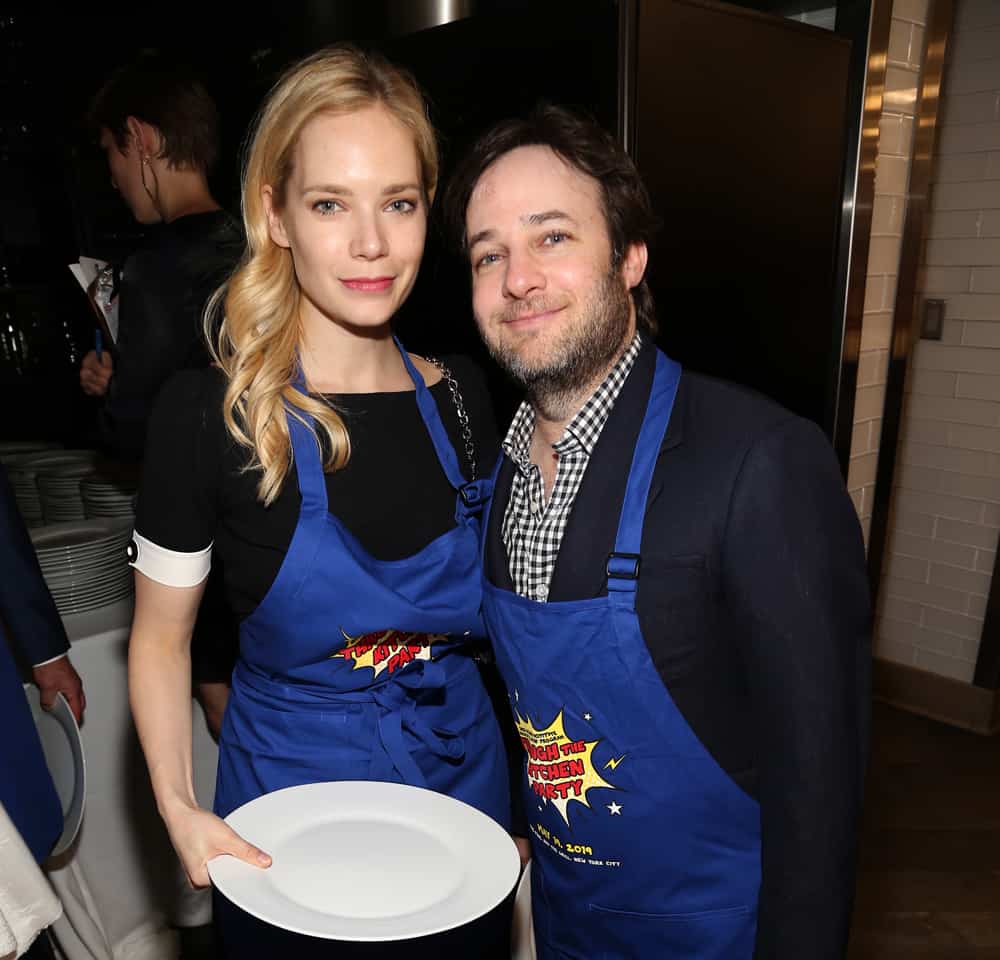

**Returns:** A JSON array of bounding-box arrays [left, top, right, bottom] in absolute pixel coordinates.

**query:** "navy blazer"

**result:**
[[0, 464, 68, 862], [0, 465, 69, 667], [486, 338, 871, 959]]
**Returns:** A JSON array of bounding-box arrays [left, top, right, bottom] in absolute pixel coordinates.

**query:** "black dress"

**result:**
[[137, 358, 515, 958]]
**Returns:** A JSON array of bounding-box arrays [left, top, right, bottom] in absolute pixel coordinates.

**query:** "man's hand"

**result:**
[[514, 834, 531, 870], [33, 655, 86, 725], [80, 350, 113, 397], [195, 681, 230, 742]]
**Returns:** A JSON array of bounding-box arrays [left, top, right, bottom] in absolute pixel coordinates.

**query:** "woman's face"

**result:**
[[264, 105, 428, 336]]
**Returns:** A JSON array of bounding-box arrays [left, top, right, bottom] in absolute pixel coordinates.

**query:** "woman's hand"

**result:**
[[164, 801, 272, 889]]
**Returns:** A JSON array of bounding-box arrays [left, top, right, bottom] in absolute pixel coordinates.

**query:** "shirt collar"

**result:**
[[503, 400, 536, 474], [501, 331, 643, 471]]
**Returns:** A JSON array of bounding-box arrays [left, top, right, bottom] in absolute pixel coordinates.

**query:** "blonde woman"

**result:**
[[127, 47, 511, 955]]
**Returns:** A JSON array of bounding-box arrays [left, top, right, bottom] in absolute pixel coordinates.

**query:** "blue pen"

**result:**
[[95, 329, 103, 361]]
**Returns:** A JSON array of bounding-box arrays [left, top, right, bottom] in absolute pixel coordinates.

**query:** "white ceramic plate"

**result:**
[[30, 518, 131, 550], [0, 441, 61, 460], [208, 780, 519, 941], [24, 688, 86, 858]]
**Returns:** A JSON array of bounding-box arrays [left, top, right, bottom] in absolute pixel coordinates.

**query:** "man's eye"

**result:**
[[475, 252, 502, 269], [543, 231, 569, 245]]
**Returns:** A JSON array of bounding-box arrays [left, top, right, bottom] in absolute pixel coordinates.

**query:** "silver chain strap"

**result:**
[[425, 356, 477, 481]]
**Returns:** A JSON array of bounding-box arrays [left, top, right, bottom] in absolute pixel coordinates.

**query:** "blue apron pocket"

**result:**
[[587, 902, 754, 960]]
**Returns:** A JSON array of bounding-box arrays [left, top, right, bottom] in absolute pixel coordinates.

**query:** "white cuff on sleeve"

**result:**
[[128, 531, 212, 588], [32, 653, 68, 669]]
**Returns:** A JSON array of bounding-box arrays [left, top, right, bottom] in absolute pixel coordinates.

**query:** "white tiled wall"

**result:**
[[871, 0, 1000, 683], [847, 0, 930, 543]]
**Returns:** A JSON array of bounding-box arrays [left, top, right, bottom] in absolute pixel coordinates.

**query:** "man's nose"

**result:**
[[503, 248, 545, 299]]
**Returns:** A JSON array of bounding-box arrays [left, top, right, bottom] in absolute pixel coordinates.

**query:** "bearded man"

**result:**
[[445, 105, 871, 960]]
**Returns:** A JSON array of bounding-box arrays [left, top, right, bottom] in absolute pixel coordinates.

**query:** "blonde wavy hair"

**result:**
[[206, 46, 438, 505]]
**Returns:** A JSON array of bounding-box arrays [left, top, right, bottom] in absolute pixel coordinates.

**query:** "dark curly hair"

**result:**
[[444, 104, 660, 335]]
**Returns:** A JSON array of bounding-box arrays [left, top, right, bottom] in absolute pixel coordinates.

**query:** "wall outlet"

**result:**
[[921, 299, 945, 340]]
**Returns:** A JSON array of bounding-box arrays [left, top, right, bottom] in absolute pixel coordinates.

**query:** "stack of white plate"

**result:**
[[81, 472, 137, 520], [0, 440, 62, 464], [38, 461, 97, 524], [5, 450, 99, 527], [30, 519, 133, 617], [6, 465, 46, 526]]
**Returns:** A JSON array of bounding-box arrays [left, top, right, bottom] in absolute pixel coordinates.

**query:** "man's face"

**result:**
[[465, 145, 643, 407]]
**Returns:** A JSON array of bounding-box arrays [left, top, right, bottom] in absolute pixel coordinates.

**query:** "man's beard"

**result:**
[[482, 266, 632, 421]]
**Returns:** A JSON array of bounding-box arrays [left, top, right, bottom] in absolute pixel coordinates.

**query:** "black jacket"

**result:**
[[99, 209, 243, 460], [486, 338, 871, 959]]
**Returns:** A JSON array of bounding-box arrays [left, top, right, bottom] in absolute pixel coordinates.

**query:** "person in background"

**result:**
[[127, 46, 512, 957], [1, 463, 85, 958], [78, 51, 243, 738], [446, 104, 871, 960], [79, 51, 243, 460], [0, 464, 84, 724]]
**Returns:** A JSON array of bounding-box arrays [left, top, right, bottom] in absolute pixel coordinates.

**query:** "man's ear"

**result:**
[[262, 185, 290, 249], [126, 116, 162, 161], [620, 241, 648, 291]]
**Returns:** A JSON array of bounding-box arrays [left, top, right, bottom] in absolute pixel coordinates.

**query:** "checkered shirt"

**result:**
[[501, 333, 643, 601]]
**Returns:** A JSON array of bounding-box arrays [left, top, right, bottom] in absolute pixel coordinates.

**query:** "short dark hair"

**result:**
[[89, 52, 220, 174], [444, 104, 659, 335]]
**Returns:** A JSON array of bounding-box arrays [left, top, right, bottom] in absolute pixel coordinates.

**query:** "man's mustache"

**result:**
[[491, 297, 569, 327]]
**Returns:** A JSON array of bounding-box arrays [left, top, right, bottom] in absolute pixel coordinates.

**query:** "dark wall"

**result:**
[[0, 2, 620, 439], [635, 0, 852, 431], [3, 0, 865, 445]]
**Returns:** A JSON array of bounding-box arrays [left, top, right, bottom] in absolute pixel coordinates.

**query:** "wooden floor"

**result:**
[[180, 701, 1000, 959], [849, 702, 1000, 958]]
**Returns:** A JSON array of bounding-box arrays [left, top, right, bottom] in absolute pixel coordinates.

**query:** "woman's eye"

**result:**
[[313, 200, 341, 215], [386, 198, 418, 214]]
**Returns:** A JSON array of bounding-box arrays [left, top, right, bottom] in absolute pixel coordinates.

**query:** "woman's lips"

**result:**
[[341, 277, 394, 293]]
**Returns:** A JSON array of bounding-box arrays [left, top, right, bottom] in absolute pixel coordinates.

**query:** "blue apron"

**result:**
[[215, 341, 509, 831], [482, 350, 761, 959], [0, 637, 62, 863]]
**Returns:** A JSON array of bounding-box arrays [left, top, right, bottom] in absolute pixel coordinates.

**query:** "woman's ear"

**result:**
[[262, 185, 290, 249]]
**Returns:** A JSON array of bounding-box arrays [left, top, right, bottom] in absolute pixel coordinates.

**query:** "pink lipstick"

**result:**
[[341, 277, 394, 293]]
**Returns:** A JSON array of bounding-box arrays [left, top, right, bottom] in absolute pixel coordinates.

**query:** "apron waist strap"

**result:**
[[233, 658, 466, 789]]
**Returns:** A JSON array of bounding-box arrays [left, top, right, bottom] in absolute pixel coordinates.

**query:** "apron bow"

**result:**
[[370, 659, 466, 787]]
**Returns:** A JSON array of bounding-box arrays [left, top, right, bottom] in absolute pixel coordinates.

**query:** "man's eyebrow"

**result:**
[[468, 228, 496, 249], [523, 209, 577, 227], [468, 210, 578, 249]]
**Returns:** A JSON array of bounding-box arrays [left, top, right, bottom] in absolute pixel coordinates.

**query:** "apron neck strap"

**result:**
[[285, 339, 479, 512], [607, 351, 682, 595], [397, 338, 470, 494], [286, 407, 330, 514]]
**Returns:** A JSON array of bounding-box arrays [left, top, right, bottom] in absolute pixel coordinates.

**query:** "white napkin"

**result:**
[[0, 802, 62, 959]]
